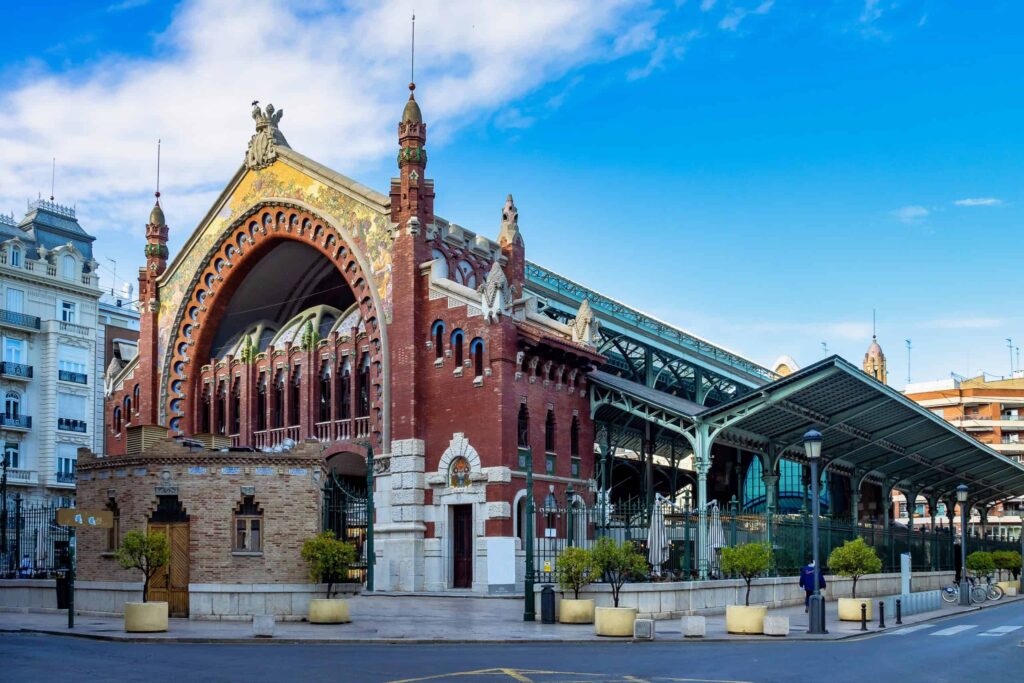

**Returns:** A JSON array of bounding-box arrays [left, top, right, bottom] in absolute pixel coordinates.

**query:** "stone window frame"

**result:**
[[232, 495, 264, 555]]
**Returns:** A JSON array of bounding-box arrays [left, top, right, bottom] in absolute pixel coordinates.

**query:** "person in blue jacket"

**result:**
[[798, 561, 826, 612]]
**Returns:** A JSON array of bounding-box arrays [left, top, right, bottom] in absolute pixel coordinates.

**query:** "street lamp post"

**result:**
[[523, 446, 536, 622], [804, 429, 827, 634], [957, 484, 969, 606]]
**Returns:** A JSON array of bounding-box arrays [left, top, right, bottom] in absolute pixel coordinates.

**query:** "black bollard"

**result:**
[[896, 598, 902, 625], [860, 603, 867, 631], [878, 601, 886, 629]]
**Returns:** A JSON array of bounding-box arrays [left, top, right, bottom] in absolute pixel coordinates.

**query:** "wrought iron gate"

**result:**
[[322, 472, 368, 584]]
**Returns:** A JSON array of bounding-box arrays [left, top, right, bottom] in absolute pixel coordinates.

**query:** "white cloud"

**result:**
[[860, 0, 884, 24], [0, 0, 654, 257], [954, 197, 1002, 207], [892, 205, 929, 224], [719, 1, 774, 32], [700, 0, 718, 11], [626, 30, 698, 80]]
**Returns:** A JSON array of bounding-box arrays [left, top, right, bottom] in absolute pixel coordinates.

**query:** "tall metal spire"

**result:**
[[155, 139, 162, 204], [411, 13, 416, 87], [50, 157, 55, 201]]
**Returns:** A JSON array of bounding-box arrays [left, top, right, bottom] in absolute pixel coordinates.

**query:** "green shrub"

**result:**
[[827, 537, 882, 599], [965, 551, 995, 579], [557, 546, 598, 600], [301, 532, 357, 598], [114, 530, 170, 603], [992, 550, 1022, 581], [721, 543, 772, 606], [591, 537, 648, 607]]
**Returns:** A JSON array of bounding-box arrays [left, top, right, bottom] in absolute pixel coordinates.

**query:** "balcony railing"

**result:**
[[0, 309, 41, 330], [58, 370, 88, 384], [314, 417, 371, 442], [3, 468, 38, 485], [58, 321, 91, 337], [55, 472, 76, 484], [58, 417, 87, 433], [253, 425, 300, 450], [0, 361, 32, 379], [0, 414, 31, 429]]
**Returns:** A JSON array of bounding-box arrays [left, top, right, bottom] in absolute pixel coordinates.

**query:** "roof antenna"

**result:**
[[50, 157, 55, 201], [872, 308, 877, 340], [155, 139, 162, 205], [410, 12, 416, 94]]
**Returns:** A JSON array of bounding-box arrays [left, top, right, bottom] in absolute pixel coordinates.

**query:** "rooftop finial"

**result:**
[[410, 12, 416, 96], [872, 308, 877, 340], [50, 157, 55, 201], [155, 139, 162, 204]]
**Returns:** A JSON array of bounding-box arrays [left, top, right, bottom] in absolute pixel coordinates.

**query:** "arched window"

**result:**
[[470, 338, 485, 377], [132, 385, 140, 414], [545, 410, 556, 453], [318, 363, 331, 423], [123, 395, 132, 426], [231, 379, 240, 435], [454, 260, 477, 288], [289, 367, 301, 427], [62, 254, 76, 279], [4, 391, 20, 418], [357, 353, 370, 417], [338, 359, 352, 420], [215, 380, 226, 434], [431, 320, 445, 359], [199, 386, 210, 433], [517, 404, 529, 448], [233, 495, 263, 552], [10, 246, 21, 267], [431, 248, 449, 279], [105, 498, 121, 552], [273, 370, 285, 429], [112, 406, 122, 433], [256, 373, 267, 431], [570, 416, 580, 457], [451, 329, 464, 367]]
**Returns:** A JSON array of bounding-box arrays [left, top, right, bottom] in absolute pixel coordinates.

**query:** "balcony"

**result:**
[[58, 370, 88, 384], [54, 472, 76, 486], [0, 361, 32, 381], [44, 319, 92, 337], [0, 309, 41, 331], [2, 468, 38, 485], [0, 414, 31, 430], [57, 417, 87, 433]]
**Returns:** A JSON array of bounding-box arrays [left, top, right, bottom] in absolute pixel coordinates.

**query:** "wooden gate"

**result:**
[[147, 495, 190, 617]]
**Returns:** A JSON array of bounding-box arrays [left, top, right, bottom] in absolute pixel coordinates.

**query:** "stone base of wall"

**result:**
[[189, 583, 361, 621], [536, 571, 954, 620], [0, 579, 59, 612]]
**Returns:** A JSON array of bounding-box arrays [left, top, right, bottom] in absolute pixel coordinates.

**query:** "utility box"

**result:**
[[900, 553, 912, 595], [540, 585, 556, 624]]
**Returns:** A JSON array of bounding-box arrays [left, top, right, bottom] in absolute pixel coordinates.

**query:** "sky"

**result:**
[[1, 0, 1022, 388]]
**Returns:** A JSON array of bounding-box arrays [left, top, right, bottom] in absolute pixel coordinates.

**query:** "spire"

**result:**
[[390, 15, 433, 227], [498, 194, 521, 247], [144, 139, 169, 275], [863, 314, 887, 385], [149, 139, 165, 227]]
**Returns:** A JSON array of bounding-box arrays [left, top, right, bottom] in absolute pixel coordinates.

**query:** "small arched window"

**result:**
[[357, 353, 370, 417], [256, 373, 267, 431], [338, 358, 352, 420], [231, 378, 241, 435], [132, 385, 140, 414], [233, 495, 263, 552], [112, 406, 122, 433], [123, 395, 132, 425], [10, 246, 21, 267], [62, 254, 76, 279], [318, 363, 331, 423], [451, 329, 464, 367], [470, 338, 485, 377], [289, 367, 301, 427], [517, 403, 529, 448], [571, 416, 580, 457], [545, 410, 556, 453], [4, 391, 20, 418], [431, 320, 445, 359], [273, 370, 286, 429]]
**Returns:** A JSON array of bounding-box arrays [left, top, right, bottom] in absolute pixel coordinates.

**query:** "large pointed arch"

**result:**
[[161, 200, 389, 450]]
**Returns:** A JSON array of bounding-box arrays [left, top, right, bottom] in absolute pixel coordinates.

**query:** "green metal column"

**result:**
[[566, 483, 575, 548], [695, 423, 711, 580]]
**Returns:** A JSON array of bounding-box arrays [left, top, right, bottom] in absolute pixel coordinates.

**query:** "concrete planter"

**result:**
[[996, 581, 1016, 594], [725, 605, 767, 634], [559, 599, 595, 624], [124, 601, 168, 633], [308, 598, 350, 624], [594, 606, 637, 636], [838, 598, 872, 621]]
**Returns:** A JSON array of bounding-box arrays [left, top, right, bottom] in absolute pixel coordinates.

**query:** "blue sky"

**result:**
[[2, 0, 1021, 386]]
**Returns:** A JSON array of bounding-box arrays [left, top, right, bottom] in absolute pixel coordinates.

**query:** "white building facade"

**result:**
[[1, 200, 102, 506]]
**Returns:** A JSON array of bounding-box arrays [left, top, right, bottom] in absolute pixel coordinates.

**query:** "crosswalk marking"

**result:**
[[978, 625, 1023, 637], [931, 625, 978, 636], [888, 624, 936, 635]]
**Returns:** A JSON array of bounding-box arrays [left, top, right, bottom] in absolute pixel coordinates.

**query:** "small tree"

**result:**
[[720, 543, 772, 607], [301, 532, 357, 598], [557, 546, 598, 600], [827, 537, 882, 599], [114, 530, 170, 603], [591, 537, 648, 608], [965, 550, 995, 580], [992, 550, 1021, 581]]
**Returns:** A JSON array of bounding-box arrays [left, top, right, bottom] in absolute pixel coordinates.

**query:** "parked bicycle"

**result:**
[[940, 578, 988, 604], [980, 575, 1004, 601]]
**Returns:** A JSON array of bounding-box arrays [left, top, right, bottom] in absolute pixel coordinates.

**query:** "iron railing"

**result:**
[[57, 418, 87, 433], [0, 362, 32, 379], [0, 414, 31, 429], [0, 500, 72, 578], [58, 370, 88, 384], [0, 310, 41, 330], [54, 472, 76, 484]]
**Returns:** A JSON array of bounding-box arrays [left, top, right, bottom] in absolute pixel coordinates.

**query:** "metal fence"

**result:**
[[0, 500, 72, 579], [531, 497, 1022, 584]]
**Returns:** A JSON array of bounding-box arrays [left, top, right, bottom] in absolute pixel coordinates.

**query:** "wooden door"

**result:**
[[147, 522, 190, 617], [452, 505, 473, 589]]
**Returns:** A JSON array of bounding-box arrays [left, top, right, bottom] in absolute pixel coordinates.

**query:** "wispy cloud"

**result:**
[[626, 30, 698, 80], [954, 197, 1002, 207], [892, 205, 929, 224], [719, 1, 774, 32], [107, 0, 149, 11], [700, 0, 718, 11], [494, 107, 536, 130]]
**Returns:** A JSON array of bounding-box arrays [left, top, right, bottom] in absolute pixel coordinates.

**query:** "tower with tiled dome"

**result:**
[[863, 324, 888, 384]]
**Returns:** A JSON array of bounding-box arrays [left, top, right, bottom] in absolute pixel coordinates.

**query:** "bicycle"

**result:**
[[940, 578, 988, 604], [981, 575, 1004, 601]]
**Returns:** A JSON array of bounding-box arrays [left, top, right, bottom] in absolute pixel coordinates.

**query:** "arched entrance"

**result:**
[[161, 202, 388, 451]]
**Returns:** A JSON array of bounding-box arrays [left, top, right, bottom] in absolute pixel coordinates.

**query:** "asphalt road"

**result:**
[[2, 601, 1022, 683]]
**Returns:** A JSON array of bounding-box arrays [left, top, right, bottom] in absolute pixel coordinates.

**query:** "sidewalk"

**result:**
[[1, 593, 1019, 644]]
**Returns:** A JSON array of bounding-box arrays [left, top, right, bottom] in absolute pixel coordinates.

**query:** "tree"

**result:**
[[992, 550, 1021, 581], [827, 537, 882, 599], [720, 543, 772, 607], [965, 551, 995, 579], [114, 530, 170, 603], [557, 546, 598, 600], [301, 532, 357, 598], [591, 537, 648, 608]]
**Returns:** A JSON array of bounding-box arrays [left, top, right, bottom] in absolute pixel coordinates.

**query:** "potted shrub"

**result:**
[[301, 532, 357, 624], [556, 546, 598, 624], [992, 551, 1021, 595], [720, 543, 772, 634], [114, 530, 170, 633], [828, 537, 882, 621], [591, 537, 647, 636], [966, 550, 995, 596]]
